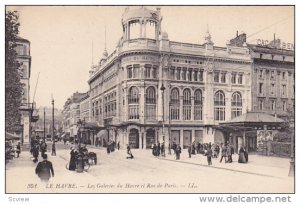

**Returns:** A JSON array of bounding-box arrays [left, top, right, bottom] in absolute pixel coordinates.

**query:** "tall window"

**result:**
[[238, 74, 243, 84], [231, 73, 237, 84], [199, 70, 204, 81], [170, 67, 175, 80], [214, 91, 225, 121], [176, 68, 181, 80], [271, 100, 276, 111], [144, 64, 151, 78], [127, 66, 133, 78], [182, 69, 186, 80], [282, 85, 286, 96], [188, 70, 192, 81], [259, 83, 263, 94], [194, 70, 198, 81], [282, 101, 286, 111], [214, 72, 220, 83], [231, 92, 242, 119], [194, 89, 203, 120], [282, 72, 286, 80], [221, 72, 226, 83], [258, 99, 264, 110], [259, 70, 263, 78], [128, 86, 139, 119], [271, 71, 275, 79], [145, 87, 156, 120], [152, 66, 158, 78], [133, 64, 139, 78], [271, 84, 275, 95], [170, 88, 180, 120], [183, 89, 191, 120]]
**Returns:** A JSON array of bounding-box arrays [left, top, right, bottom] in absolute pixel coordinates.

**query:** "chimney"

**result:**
[[236, 31, 239, 37]]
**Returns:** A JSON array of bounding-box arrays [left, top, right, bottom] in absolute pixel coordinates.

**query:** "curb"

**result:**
[[158, 157, 283, 179]]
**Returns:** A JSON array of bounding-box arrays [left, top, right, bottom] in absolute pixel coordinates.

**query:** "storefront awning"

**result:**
[[79, 122, 105, 132], [220, 112, 285, 129], [5, 132, 21, 140], [96, 130, 108, 139]]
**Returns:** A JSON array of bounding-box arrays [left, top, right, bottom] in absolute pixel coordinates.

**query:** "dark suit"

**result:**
[[35, 160, 54, 182]]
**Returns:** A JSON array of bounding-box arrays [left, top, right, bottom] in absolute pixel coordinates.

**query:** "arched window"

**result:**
[[170, 88, 180, 120], [145, 87, 156, 120], [183, 89, 191, 120], [231, 92, 242, 118], [214, 90, 225, 121], [194, 89, 203, 120], [128, 86, 139, 119]]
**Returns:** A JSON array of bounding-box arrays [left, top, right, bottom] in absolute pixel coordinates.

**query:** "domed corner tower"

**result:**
[[121, 6, 162, 41]]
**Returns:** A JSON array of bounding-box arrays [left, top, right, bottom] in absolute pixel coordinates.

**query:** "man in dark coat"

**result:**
[[219, 143, 227, 163], [35, 154, 54, 182], [32, 144, 39, 163], [188, 145, 192, 158], [175, 145, 181, 160], [16, 142, 21, 158]]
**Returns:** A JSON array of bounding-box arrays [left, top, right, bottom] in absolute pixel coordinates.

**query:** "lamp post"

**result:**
[[160, 83, 165, 143], [168, 102, 172, 155], [288, 130, 294, 177], [51, 97, 56, 156], [43, 108, 46, 143]]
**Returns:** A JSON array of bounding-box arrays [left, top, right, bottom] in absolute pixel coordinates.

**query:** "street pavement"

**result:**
[[5, 143, 294, 193]]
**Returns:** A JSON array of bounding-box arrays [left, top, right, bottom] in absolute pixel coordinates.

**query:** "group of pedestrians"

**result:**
[[151, 142, 165, 157]]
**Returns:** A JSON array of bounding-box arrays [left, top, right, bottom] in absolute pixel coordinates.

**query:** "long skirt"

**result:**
[[238, 152, 246, 163]]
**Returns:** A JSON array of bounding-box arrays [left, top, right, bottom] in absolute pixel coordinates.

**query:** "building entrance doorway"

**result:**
[[129, 128, 139, 149], [146, 128, 155, 149]]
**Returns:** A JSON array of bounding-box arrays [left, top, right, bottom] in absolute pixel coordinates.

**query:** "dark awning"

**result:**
[[79, 122, 105, 132], [5, 132, 21, 140]]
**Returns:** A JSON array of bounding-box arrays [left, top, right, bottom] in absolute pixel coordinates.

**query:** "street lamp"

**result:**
[[160, 83, 165, 142], [51, 97, 56, 156], [288, 131, 294, 177]]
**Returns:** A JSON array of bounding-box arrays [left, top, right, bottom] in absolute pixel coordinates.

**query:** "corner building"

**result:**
[[88, 7, 252, 149]]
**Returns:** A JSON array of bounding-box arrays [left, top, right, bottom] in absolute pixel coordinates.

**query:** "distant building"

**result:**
[[62, 92, 86, 140], [15, 36, 33, 144], [229, 33, 295, 117]]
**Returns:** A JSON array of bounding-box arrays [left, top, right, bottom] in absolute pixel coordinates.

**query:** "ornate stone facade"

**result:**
[[87, 7, 252, 149]]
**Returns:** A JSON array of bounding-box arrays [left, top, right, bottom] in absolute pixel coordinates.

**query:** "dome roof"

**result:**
[[122, 6, 160, 23]]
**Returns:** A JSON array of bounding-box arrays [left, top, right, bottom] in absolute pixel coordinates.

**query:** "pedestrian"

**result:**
[[152, 143, 157, 156], [238, 147, 246, 163], [161, 142, 165, 157], [175, 144, 181, 160], [206, 145, 213, 165], [219, 143, 227, 163], [244, 148, 249, 163], [40, 141, 47, 158], [117, 141, 120, 150], [51, 143, 56, 156], [35, 154, 54, 182], [16, 142, 21, 158], [69, 147, 78, 171], [32, 144, 39, 163], [157, 143, 161, 157], [227, 144, 232, 163], [172, 143, 177, 155], [126, 144, 134, 159], [188, 145, 192, 158]]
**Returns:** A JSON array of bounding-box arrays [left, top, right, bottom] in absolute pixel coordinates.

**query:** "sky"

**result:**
[[6, 6, 294, 109]]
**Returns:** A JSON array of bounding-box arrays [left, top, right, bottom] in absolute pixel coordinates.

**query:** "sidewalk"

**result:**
[[5, 150, 97, 193], [154, 151, 291, 179]]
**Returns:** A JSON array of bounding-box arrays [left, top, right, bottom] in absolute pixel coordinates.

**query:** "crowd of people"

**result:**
[[150, 141, 249, 166]]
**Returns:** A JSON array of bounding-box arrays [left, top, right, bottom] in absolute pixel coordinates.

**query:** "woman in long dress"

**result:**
[[238, 147, 246, 163], [69, 147, 78, 170]]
